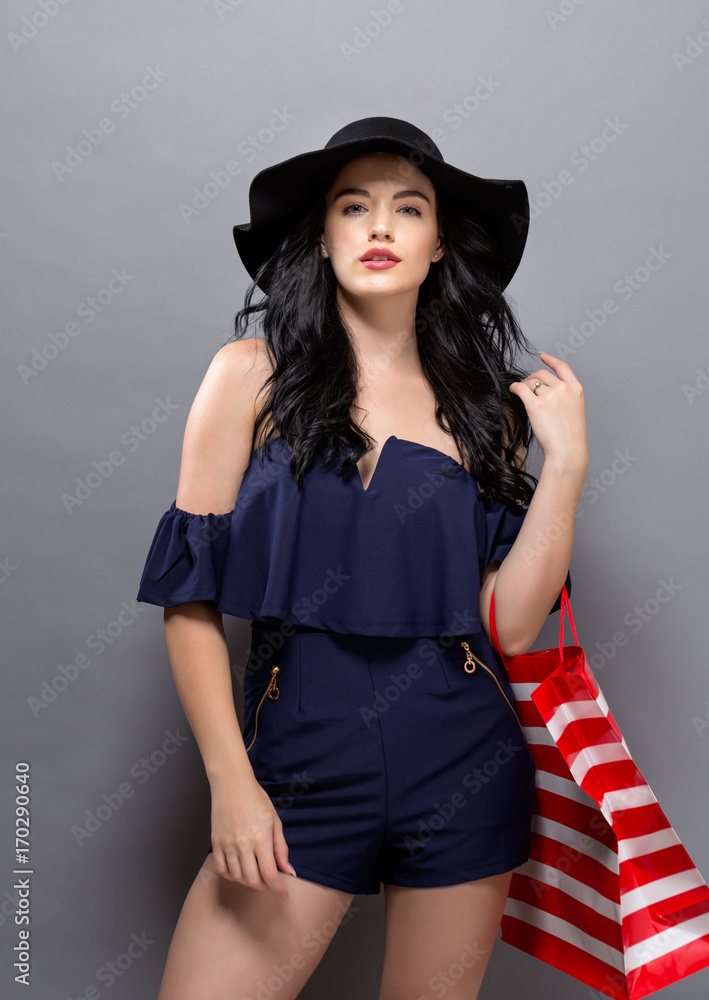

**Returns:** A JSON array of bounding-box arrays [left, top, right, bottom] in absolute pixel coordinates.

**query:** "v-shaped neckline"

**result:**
[[354, 435, 464, 493], [250, 434, 467, 493]]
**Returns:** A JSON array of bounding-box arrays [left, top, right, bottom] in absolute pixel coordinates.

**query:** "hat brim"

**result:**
[[233, 134, 529, 293]]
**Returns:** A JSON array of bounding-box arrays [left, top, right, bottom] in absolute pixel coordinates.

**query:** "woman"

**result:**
[[137, 117, 588, 999]]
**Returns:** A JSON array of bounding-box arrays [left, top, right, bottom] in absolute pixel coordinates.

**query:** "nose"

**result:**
[[369, 221, 393, 241], [366, 199, 395, 241]]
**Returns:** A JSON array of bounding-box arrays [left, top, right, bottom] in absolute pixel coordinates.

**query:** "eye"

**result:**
[[341, 203, 423, 216]]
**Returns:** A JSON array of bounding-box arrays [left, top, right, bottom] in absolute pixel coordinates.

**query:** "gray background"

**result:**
[[2, 0, 708, 997]]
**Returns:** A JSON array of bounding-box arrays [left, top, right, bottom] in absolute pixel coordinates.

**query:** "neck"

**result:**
[[335, 286, 422, 378]]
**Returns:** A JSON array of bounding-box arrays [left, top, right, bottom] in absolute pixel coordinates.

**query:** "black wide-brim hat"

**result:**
[[233, 116, 530, 294]]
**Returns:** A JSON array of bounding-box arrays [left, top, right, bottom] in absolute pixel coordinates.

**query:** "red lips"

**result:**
[[359, 247, 401, 262]]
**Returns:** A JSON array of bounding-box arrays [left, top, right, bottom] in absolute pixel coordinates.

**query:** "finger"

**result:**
[[222, 847, 248, 884], [523, 365, 558, 382], [213, 846, 241, 883], [510, 380, 541, 401], [234, 841, 269, 891], [523, 373, 554, 390], [514, 372, 551, 393], [539, 351, 581, 386], [246, 816, 290, 899], [272, 821, 295, 878], [256, 838, 291, 899]]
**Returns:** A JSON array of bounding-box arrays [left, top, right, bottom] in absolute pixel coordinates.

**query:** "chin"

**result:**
[[342, 272, 422, 295]]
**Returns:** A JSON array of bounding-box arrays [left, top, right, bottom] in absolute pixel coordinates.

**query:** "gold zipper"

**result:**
[[245, 664, 280, 753], [459, 641, 523, 732]]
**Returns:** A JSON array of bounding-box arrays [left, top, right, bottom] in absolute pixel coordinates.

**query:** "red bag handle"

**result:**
[[489, 581, 578, 667]]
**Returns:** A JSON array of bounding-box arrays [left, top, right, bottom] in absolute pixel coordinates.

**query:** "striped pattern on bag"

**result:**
[[499, 661, 709, 1000]]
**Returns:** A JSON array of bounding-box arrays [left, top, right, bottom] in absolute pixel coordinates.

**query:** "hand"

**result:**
[[209, 771, 295, 899], [509, 351, 589, 472]]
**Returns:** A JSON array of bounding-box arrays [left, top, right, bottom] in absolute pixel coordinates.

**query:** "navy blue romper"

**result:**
[[137, 434, 571, 895]]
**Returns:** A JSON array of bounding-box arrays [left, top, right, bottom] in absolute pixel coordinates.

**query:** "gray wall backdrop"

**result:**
[[2, 1, 708, 997]]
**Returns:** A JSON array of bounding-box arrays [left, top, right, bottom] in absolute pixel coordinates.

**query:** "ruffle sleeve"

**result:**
[[482, 500, 528, 570], [136, 500, 232, 608], [482, 499, 572, 614]]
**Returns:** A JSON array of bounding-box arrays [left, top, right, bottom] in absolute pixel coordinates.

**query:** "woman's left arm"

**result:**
[[480, 351, 589, 657]]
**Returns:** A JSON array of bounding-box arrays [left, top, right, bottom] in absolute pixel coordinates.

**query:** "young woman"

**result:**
[[137, 117, 588, 999]]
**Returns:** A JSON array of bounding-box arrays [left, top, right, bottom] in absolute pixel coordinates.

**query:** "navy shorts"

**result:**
[[213, 621, 536, 896]]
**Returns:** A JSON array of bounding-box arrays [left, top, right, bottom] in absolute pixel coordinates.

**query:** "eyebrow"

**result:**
[[332, 187, 431, 206]]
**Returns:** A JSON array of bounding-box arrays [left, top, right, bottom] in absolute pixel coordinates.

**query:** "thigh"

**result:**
[[157, 852, 356, 1000], [379, 870, 514, 1000]]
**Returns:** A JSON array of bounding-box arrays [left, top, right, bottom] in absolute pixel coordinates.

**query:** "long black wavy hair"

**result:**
[[228, 163, 541, 509]]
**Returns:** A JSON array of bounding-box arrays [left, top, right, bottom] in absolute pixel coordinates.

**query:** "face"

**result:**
[[320, 152, 445, 298]]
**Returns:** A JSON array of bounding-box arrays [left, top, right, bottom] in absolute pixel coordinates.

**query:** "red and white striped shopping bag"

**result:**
[[489, 586, 709, 999]]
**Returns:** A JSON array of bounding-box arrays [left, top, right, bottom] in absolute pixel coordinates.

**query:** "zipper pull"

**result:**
[[266, 664, 280, 700], [460, 640, 476, 674]]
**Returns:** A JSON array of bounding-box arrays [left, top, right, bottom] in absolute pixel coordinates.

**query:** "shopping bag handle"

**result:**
[[489, 580, 578, 665]]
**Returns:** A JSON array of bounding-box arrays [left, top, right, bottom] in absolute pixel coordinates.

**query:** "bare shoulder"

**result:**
[[174, 338, 275, 515], [212, 336, 274, 379]]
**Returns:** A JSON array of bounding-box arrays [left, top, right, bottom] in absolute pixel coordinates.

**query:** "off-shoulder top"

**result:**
[[136, 435, 571, 638]]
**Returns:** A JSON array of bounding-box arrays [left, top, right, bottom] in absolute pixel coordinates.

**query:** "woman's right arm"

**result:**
[[161, 338, 295, 898]]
